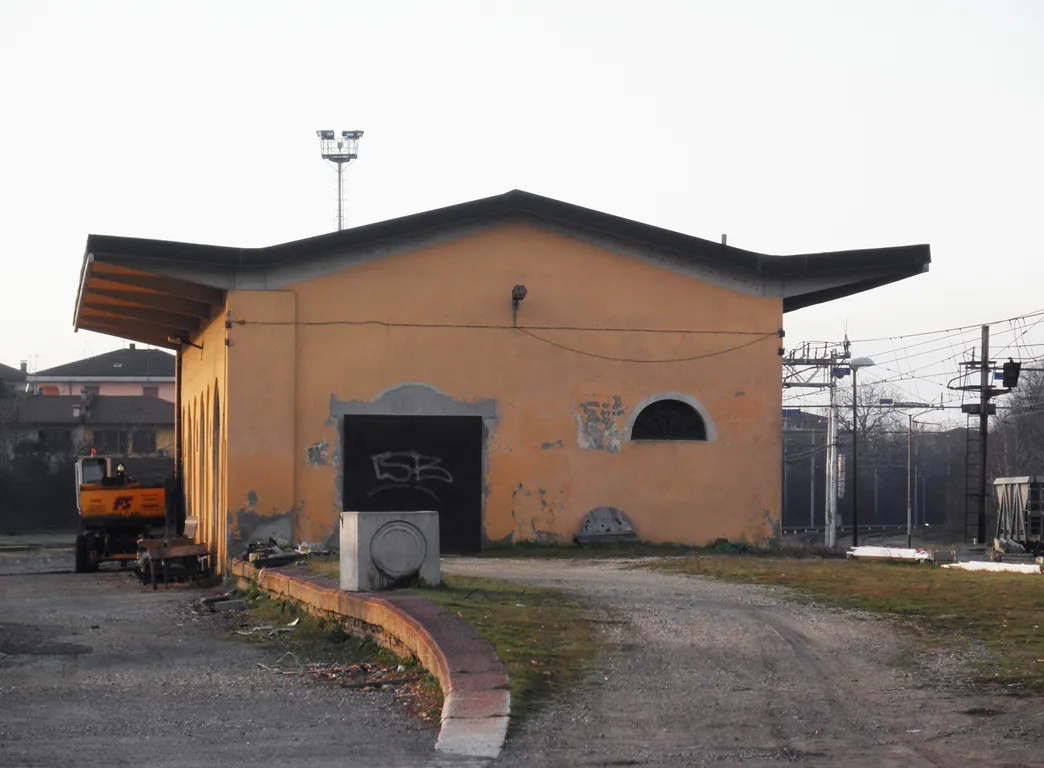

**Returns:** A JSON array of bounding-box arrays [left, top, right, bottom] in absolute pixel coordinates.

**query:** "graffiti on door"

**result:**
[[367, 450, 453, 505], [370, 450, 454, 484]]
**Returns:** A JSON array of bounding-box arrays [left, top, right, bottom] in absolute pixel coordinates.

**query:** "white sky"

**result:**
[[2, 0, 1042, 409]]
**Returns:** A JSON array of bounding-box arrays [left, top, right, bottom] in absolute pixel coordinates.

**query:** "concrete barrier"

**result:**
[[229, 559, 510, 760]]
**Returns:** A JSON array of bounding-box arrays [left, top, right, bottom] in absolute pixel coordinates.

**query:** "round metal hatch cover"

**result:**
[[370, 521, 427, 578]]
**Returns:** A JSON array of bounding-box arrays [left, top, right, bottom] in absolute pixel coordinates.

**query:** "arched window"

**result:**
[[631, 399, 708, 441]]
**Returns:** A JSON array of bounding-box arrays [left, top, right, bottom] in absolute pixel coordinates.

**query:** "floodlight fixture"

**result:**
[[316, 129, 365, 231]]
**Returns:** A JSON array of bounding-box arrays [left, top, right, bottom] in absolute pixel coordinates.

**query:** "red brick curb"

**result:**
[[229, 559, 509, 760]]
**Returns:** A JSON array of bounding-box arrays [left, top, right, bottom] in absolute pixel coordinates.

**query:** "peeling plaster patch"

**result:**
[[735, 391, 746, 397], [307, 440, 330, 467], [485, 530, 515, 548], [247, 490, 259, 507], [540, 440, 565, 450], [530, 523, 563, 545], [513, 483, 559, 543], [232, 508, 293, 554], [762, 508, 781, 546], [575, 396, 624, 453]]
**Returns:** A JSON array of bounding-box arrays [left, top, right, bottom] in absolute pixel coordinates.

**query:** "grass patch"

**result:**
[[304, 556, 339, 580], [405, 575, 595, 721], [296, 557, 597, 720], [647, 555, 1044, 693], [478, 541, 698, 559]]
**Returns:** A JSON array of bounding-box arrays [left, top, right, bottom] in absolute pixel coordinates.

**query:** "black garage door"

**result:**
[[341, 415, 483, 554]]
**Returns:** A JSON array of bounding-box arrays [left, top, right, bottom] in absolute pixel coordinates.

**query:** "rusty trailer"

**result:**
[[136, 538, 212, 590]]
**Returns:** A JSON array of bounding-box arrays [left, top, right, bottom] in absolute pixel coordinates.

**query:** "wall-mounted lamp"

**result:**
[[511, 285, 528, 326], [168, 335, 204, 351]]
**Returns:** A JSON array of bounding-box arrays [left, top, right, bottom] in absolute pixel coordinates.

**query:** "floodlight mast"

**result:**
[[316, 129, 364, 231]]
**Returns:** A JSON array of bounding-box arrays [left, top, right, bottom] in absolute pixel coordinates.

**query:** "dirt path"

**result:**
[[443, 558, 1044, 768]]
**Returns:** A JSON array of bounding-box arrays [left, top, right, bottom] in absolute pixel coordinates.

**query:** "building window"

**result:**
[[631, 399, 708, 441], [38, 429, 72, 452], [132, 429, 157, 454], [82, 386, 100, 397], [93, 430, 128, 454], [143, 386, 159, 398]]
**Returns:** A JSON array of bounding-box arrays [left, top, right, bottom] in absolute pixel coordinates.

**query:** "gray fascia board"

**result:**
[[26, 376, 175, 383]]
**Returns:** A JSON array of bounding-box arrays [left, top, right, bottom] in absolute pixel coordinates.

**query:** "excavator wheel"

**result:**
[[74, 534, 88, 573], [84, 533, 100, 573]]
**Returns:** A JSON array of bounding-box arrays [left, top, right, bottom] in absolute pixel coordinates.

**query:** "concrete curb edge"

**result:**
[[229, 559, 509, 760]]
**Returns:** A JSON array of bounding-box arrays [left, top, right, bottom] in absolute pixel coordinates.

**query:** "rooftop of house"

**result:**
[[71, 189, 931, 350], [0, 362, 26, 383], [0, 395, 174, 425], [28, 346, 174, 381]]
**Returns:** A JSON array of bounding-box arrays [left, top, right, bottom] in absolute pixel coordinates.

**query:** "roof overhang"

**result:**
[[71, 190, 930, 334], [73, 254, 225, 349]]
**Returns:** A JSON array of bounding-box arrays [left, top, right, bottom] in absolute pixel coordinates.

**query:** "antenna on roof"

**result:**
[[316, 129, 364, 232]]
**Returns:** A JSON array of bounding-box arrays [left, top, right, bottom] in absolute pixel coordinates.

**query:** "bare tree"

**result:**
[[991, 366, 1044, 476], [835, 378, 908, 437]]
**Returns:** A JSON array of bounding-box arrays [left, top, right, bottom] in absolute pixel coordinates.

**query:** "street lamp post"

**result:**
[[878, 399, 937, 548], [905, 409, 934, 547], [849, 357, 875, 548]]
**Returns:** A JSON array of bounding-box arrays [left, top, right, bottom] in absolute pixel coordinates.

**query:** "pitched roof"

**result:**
[[73, 188, 931, 348], [30, 347, 174, 380], [0, 395, 173, 425], [0, 362, 25, 383]]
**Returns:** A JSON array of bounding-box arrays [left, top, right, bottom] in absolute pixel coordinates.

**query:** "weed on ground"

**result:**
[[302, 559, 601, 717], [226, 589, 443, 723], [302, 558, 595, 722], [647, 554, 1044, 693], [405, 575, 595, 723]]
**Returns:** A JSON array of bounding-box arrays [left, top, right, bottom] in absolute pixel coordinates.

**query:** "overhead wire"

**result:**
[[994, 313, 1044, 359], [849, 307, 1044, 345]]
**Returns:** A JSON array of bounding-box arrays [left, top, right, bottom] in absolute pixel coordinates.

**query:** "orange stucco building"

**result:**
[[72, 191, 929, 570]]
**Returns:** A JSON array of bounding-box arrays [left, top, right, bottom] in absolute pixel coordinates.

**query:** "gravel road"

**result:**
[[443, 557, 1044, 768], [0, 549, 437, 768]]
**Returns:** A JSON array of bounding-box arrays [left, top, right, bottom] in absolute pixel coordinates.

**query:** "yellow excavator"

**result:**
[[74, 454, 170, 573], [75, 454, 211, 587]]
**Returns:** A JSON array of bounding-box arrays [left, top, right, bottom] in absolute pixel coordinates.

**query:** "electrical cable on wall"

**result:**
[[231, 317, 781, 364], [512, 327, 778, 364], [231, 317, 777, 336]]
